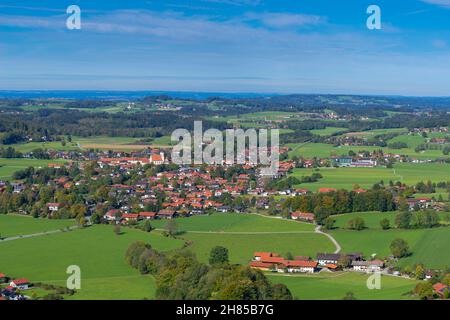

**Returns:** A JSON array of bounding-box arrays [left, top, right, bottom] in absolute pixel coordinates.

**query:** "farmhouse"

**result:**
[[104, 209, 121, 221], [351, 260, 384, 272], [122, 213, 139, 222], [317, 253, 341, 266], [139, 212, 157, 220], [432, 283, 449, 298], [46, 202, 61, 212], [251, 252, 319, 274], [158, 209, 176, 219], [9, 278, 31, 290], [291, 212, 315, 222], [318, 188, 337, 194]]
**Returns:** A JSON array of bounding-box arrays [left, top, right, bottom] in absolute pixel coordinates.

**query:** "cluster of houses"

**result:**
[[249, 252, 385, 274], [0, 274, 31, 300]]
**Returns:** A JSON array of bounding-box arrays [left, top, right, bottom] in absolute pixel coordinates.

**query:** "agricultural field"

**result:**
[[331, 211, 449, 230], [269, 272, 418, 300], [310, 127, 348, 136], [152, 213, 331, 265], [0, 215, 75, 238], [330, 227, 450, 269], [290, 163, 450, 191], [1, 141, 80, 153], [0, 225, 184, 300], [0, 158, 67, 181], [151, 213, 315, 232], [183, 232, 335, 265], [287, 141, 450, 160], [341, 128, 408, 138]]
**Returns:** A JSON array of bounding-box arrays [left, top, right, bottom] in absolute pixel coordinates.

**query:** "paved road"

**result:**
[[315, 225, 341, 253]]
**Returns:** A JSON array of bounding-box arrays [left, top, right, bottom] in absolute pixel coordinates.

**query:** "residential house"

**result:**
[[158, 209, 176, 219], [139, 212, 157, 220], [432, 283, 449, 298], [291, 212, 315, 222], [46, 203, 61, 212], [317, 253, 341, 266], [9, 279, 30, 290]]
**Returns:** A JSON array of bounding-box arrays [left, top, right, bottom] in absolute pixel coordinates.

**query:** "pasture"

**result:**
[[310, 127, 348, 136], [0, 158, 67, 181], [0, 225, 184, 300], [330, 227, 450, 269], [183, 232, 335, 265], [151, 213, 315, 232], [290, 163, 450, 191], [0, 214, 75, 238], [287, 141, 450, 160], [331, 211, 449, 230], [269, 272, 418, 300], [152, 213, 331, 265]]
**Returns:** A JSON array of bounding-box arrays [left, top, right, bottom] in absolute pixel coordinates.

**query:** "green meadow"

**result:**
[[183, 232, 335, 265], [269, 272, 418, 300], [310, 127, 348, 136], [330, 227, 450, 269], [0, 225, 184, 300], [0, 158, 66, 181], [287, 141, 450, 160], [151, 213, 315, 232], [331, 211, 449, 230], [0, 215, 76, 238], [290, 163, 450, 191], [153, 214, 330, 265]]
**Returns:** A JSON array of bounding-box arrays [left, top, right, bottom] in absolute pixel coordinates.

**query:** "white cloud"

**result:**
[[244, 12, 326, 28], [421, 0, 450, 8]]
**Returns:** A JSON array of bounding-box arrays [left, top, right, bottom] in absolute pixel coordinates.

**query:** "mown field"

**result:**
[[287, 141, 450, 160], [0, 158, 67, 181], [330, 227, 450, 269], [152, 213, 332, 265], [0, 215, 76, 238], [0, 224, 184, 300], [183, 232, 335, 265], [270, 272, 418, 300], [290, 163, 450, 191], [151, 213, 315, 232], [331, 211, 449, 230]]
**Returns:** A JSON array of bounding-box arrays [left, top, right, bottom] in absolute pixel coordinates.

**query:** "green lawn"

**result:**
[[1, 141, 79, 153], [287, 141, 449, 160], [269, 272, 418, 300], [290, 163, 450, 191], [0, 215, 76, 238], [0, 158, 67, 181], [330, 227, 450, 268], [310, 127, 348, 136], [183, 232, 335, 265], [0, 225, 184, 300], [332, 211, 449, 230], [151, 213, 315, 232]]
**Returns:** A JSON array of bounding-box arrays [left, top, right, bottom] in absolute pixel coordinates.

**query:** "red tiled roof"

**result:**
[[122, 213, 139, 219], [139, 212, 156, 217], [249, 261, 275, 269], [12, 278, 29, 285], [319, 188, 337, 193]]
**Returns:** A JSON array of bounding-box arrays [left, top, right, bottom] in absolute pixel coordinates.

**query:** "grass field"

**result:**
[[1, 141, 80, 153], [310, 127, 348, 136], [290, 163, 450, 191], [269, 272, 418, 300], [0, 225, 184, 300], [183, 232, 335, 265], [332, 211, 449, 230], [330, 227, 450, 268], [152, 214, 330, 265], [287, 141, 450, 160], [151, 213, 315, 232], [0, 158, 67, 181], [0, 215, 76, 238]]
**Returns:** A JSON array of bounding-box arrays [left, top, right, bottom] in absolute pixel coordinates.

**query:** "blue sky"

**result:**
[[1, 0, 450, 95]]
